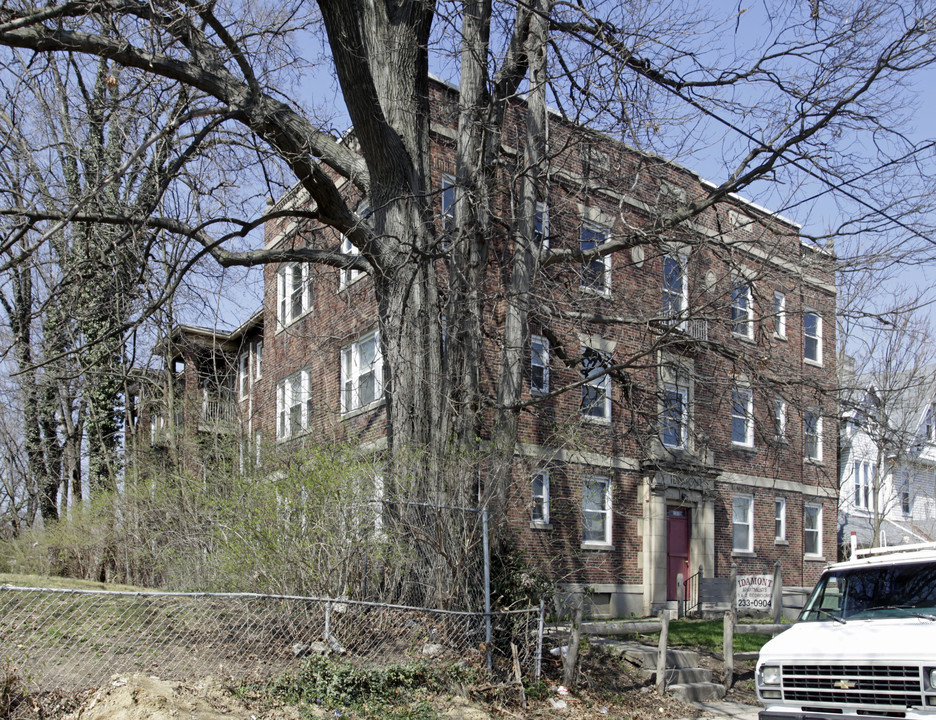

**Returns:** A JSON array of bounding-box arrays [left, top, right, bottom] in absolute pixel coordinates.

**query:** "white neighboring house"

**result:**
[[839, 361, 936, 554]]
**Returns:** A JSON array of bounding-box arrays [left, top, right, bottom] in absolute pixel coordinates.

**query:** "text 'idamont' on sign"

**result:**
[[737, 574, 773, 610]]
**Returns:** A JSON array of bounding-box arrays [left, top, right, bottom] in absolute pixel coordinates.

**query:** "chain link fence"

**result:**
[[0, 585, 544, 699]]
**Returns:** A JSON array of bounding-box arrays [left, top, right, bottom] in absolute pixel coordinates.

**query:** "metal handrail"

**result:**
[[683, 569, 702, 615]]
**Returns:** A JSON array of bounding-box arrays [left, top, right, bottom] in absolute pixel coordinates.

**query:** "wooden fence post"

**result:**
[[771, 560, 783, 623], [723, 610, 735, 690], [729, 563, 738, 623], [656, 610, 670, 693], [677, 572, 684, 618], [562, 599, 584, 688]]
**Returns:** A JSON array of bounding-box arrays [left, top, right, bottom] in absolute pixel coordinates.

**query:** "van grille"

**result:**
[[782, 665, 923, 709]]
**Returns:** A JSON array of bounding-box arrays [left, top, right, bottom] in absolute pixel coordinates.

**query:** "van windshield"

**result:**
[[800, 561, 936, 622]]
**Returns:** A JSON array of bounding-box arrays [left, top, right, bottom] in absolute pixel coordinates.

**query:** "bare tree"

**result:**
[[0, 47, 227, 526], [0, 0, 934, 534], [839, 302, 936, 549]]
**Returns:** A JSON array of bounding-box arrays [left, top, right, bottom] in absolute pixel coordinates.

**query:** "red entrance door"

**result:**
[[666, 507, 690, 601]]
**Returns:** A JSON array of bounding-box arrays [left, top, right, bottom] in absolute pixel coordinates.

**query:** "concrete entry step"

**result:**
[[591, 639, 725, 704], [623, 646, 700, 669], [667, 681, 727, 703], [651, 667, 713, 684]]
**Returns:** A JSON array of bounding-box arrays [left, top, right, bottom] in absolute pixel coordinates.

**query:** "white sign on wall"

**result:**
[[737, 574, 773, 610]]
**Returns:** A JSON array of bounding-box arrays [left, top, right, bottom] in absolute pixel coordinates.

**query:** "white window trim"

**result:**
[[803, 309, 823, 366], [275, 368, 312, 441], [899, 471, 911, 516], [238, 353, 249, 401], [254, 341, 263, 380], [582, 476, 612, 547], [277, 262, 313, 328], [854, 461, 869, 510], [804, 502, 823, 558], [730, 276, 754, 339], [340, 330, 384, 415], [535, 202, 549, 249], [339, 233, 362, 289], [531, 334, 550, 395], [662, 253, 688, 326], [532, 470, 550, 526], [924, 404, 936, 442], [581, 347, 612, 423], [732, 494, 754, 553], [775, 497, 787, 541], [731, 386, 754, 448], [661, 382, 689, 449], [580, 224, 612, 296], [441, 175, 456, 248], [804, 408, 823, 462], [773, 291, 787, 339]]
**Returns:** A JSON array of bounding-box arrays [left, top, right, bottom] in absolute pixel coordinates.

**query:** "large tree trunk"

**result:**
[[490, 0, 550, 521], [319, 0, 445, 463]]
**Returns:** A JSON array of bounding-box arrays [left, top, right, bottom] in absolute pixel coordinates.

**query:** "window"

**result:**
[[534, 202, 549, 248], [924, 404, 936, 441], [581, 347, 612, 421], [341, 330, 384, 413], [372, 475, 385, 536], [276, 368, 312, 440], [661, 383, 688, 448], [773, 396, 787, 440], [731, 276, 753, 338], [854, 461, 872, 509], [775, 498, 786, 541], [732, 495, 754, 553], [530, 335, 550, 394], [662, 253, 687, 323], [804, 503, 822, 557], [582, 476, 611, 545], [804, 408, 822, 461], [773, 292, 786, 338], [803, 310, 822, 364], [238, 353, 249, 400], [277, 263, 312, 327], [340, 234, 361, 288], [532, 470, 550, 525], [580, 225, 610, 294], [441, 175, 456, 244], [900, 471, 911, 515], [731, 387, 754, 447], [254, 341, 263, 380]]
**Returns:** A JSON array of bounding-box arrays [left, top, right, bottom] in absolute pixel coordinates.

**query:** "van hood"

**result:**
[[759, 617, 936, 664]]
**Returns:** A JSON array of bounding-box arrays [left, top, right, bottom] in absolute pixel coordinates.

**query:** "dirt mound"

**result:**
[[62, 674, 305, 720]]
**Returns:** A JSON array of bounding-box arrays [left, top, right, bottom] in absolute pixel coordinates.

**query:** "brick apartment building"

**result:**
[[132, 78, 838, 617]]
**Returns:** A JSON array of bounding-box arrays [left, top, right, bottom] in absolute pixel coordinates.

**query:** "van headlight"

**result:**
[[759, 665, 782, 686], [929, 668, 936, 688]]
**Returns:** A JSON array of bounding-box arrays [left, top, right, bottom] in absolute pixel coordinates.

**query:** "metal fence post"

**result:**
[[324, 601, 331, 641], [482, 505, 492, 672]]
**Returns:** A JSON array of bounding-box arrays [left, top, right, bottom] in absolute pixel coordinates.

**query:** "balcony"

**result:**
[[198, 392, 238, 432], [661, 316, 709, 342]]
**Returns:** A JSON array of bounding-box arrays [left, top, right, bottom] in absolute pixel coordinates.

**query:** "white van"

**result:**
[[756, 543, 936, 720]]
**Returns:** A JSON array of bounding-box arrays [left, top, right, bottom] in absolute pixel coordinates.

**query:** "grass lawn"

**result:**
[[0, 573, 149, 592], [632, 618, 789, 654]]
